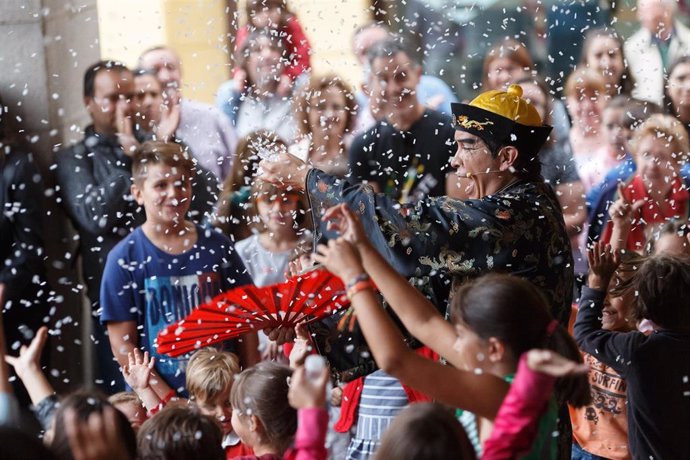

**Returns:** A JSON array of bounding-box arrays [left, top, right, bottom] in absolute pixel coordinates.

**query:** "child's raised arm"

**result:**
[[5, 326, 54, 407], [482, 350, 587, 460], [608, 183, 644, 252], [314, 238, 510, 421], [0, 286, 20, 426], [285, 365, 329, 460], [322, 204, 462, 368], [575, 245, 643, 374], [121, 349, 162, 412], [586, 241, 620, 291], [107, 321, 175, 401]]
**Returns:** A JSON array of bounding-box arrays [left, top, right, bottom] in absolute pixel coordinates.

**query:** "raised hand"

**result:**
[[155, 91, 181, 141], [289, 322, 312, 368], [259, 151, 311, 191], [5, 326, 48, 380], [286, 253, 315, 278], [322, 204, 367, 247], [609, 183, 645, 228], [115, 98, 139, 156], [587, 241, 621, 291], [122, 349, 155, 391], [526, 349, 588, 377], [287, 365, 329, 409], [313, 238, 365, 283]]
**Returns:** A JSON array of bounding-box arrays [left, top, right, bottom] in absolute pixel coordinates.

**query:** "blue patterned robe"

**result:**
[[305, 169, 574, 380]]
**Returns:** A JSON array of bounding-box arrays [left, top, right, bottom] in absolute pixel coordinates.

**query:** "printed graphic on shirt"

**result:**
[[145, 272, 222, 382], [583, 354, 627, 423]]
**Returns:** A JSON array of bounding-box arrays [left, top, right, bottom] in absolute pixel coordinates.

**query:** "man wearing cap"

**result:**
[[262, 84, 572, 326]]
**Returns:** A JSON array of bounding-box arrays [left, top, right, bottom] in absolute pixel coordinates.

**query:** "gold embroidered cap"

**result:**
[[451, 84, 552, 159]]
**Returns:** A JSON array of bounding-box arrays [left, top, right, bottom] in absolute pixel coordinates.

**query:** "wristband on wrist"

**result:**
[[161, 389, 177, 405], [346, 273, 369, 290], [347, 280, 376, 300]]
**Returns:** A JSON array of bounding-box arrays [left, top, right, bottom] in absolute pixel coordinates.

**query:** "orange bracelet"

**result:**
[[347, 280, 376, 300]]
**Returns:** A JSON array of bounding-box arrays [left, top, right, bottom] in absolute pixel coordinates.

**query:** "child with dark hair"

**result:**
[[108, 392, 147, 432], [373, 403, 476, 460], [215, 131, 287, 241], [313, 204, 590, 458], [373, 350, 587, 460], [574, 246, 690, 459], [137, 406, 225, 460], [235, 180, 308, 288], [50, 389, 137, 460], [230, 361, 329, 459], [569, 246, 644, 460]]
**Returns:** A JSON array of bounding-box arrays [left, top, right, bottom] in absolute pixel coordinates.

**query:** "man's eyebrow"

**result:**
[[456, 138, 479, 144]]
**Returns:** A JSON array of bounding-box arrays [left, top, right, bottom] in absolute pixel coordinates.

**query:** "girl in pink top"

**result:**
[[230, 362, 329, 460]]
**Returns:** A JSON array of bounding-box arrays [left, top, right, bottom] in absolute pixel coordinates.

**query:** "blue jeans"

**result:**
[[572, 442, 610, 460]]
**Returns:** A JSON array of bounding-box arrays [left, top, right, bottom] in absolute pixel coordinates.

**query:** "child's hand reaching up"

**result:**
[[289, 322, 312, 368], [526, 350, 588, 377], [609, 183, 645, 229], [322, 204, 368, 248], [122, 349, 154, 391], [288, 365, 329, 409], [587, 241, 621, 291], [608, 183, 644, 251], [122, 349, 162, 411], [5, 326, 48, 381], [314, 238, 365, 283]]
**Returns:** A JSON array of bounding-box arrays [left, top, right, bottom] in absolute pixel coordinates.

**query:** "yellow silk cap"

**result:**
[[468, 84, 543, 127]]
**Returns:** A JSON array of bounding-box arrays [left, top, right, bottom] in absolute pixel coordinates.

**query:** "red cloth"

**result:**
[[602, 175, 689, 251], [226, 443, 254, 459], [333, 346, 437, 433], [481, 354, 556, 460], [235, 16, 311, 81]]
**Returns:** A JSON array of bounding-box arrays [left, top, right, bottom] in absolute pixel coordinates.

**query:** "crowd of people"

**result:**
[[1, 0, 689, 458]]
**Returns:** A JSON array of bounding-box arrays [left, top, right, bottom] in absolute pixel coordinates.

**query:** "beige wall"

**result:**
[[97, 0, 230, 103], [99, 0, 371, 104]]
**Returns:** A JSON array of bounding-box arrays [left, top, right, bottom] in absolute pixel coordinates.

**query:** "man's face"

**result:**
[[352, 27, 389, 66], [368, 52, 421, 114], [84, 69, 135, 135], [139, 48, 182, 90], [450, 131, 501, 178], [134, 74, 163, 130], [246, 36, 283, 90], [638, 0, 674, 36]]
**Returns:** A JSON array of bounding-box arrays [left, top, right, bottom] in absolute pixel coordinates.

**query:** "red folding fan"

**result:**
[[156, 267, 349, 357]]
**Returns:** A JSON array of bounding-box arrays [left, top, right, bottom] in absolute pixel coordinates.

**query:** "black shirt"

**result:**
[[574, 287, 690, 460], [348, 109, 455, 202]]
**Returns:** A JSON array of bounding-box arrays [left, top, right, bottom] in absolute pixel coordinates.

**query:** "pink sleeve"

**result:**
[[283, 16, 311, 80], [283, 408, 328, 460], [481, 354, 557, 460]]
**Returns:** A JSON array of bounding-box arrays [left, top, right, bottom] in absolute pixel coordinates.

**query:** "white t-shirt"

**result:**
[[234, 233, 291, 287]]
